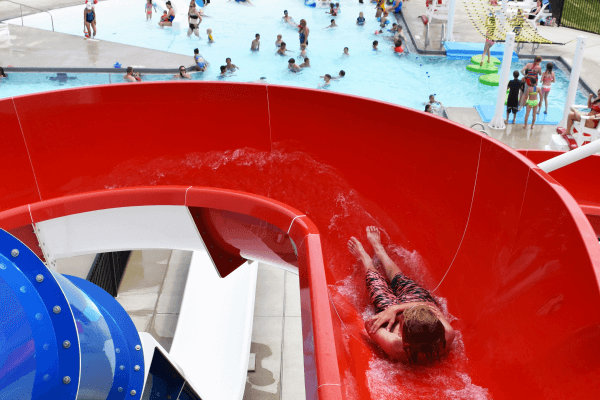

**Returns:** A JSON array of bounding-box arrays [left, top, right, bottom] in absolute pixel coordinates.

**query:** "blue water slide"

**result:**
[[0, 229, 144, 400]]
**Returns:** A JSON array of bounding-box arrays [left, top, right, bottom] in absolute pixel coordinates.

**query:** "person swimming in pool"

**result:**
[[323, 19, 338, 29], [357, 12, 365, 25], [229, 0, 254, 5], [299, 57, 310, 68], [288, 58, 301, 73], [251, 33, 260, 51], [225, 57, 239, 71], [276, 42, 292, 55], [343, 47, 349, 56], [275, 34, 283, 47], [174, 66, 191, 79], [348, 227, 455, 364], [318, 74, 332, 88]]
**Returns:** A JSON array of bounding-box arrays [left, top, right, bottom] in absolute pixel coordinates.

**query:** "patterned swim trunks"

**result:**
[[366, 270, 438, 314]]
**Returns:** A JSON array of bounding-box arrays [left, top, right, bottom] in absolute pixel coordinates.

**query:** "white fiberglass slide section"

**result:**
[[35, 206, 204, 262], [170, 251, 258, 400]]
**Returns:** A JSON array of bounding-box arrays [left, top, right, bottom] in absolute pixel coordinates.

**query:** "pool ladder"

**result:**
[[471, 123, 490, 136], [424, 22, 446, 49], [4, 0, 54, 31]]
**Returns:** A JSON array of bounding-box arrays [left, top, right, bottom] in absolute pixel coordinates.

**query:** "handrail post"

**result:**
[[538, 139, 600, 173], [20, 5, 23, 26]]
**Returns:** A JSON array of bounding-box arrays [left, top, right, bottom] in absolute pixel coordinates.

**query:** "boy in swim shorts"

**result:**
[[348, 226, 455, 364], [506, 71, 523, 124]]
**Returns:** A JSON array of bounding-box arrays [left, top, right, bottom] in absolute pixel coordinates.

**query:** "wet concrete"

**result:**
[[0, 24, 192, 69]]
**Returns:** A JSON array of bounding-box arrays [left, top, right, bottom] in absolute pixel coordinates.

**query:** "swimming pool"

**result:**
[[3, 0, 588, 110]]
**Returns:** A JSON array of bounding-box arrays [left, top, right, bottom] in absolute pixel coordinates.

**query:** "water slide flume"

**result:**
[[1, 82, 600, 399]]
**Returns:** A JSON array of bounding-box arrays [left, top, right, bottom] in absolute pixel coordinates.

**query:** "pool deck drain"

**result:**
[[0, 24, 192, 69]]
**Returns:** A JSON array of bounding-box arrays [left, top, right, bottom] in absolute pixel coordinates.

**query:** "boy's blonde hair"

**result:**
[[402, 305, 446, 364]]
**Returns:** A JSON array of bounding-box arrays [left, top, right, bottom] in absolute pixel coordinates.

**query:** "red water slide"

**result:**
[[2, 82, 600, 400]]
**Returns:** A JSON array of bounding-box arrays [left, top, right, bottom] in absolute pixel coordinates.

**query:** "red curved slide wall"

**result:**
[[2, 83, 600, 400], [519, 150, 600, 238]]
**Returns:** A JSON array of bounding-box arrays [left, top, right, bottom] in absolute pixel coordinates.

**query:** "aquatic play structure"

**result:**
[[1, 82, 600, 399]]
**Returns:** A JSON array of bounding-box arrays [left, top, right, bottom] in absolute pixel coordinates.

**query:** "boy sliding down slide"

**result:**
[[348, 226, 455, 364]]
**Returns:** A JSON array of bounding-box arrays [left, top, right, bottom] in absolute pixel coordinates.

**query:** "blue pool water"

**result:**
[[2, 0, 589, 110]]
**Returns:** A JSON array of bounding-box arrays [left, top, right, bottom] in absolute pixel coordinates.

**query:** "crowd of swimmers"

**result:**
[[133, 0, 410, 86]]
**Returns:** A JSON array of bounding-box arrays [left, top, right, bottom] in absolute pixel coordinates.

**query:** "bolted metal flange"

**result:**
[[53, 306, 61, 314], [36, 274, 44, 282], [62, 376, 71, 384], [11, 249, 19, 257]]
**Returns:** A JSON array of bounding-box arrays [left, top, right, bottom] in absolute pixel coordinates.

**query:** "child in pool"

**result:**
[[276, 34, 283, 47], [335, 2, 340, 12], [288, 58, 301, 72], [145, 0, 155, 20], [327, 3, 337, 16], [299, 58, 310, 68], [343, 47, 349, 56], [160, 10, 169, 23], [276, 42, 292, 55], [380, 11, 389, 28], [251, 33, 260, 51], [219, 65, 227, 78], [300, 44, 307, 58], [324, 19, 338, 29], [319, 74, 332, 88], [193, 48, 208, 71], [207, 28, 214, 43], [373, 40, 379, 50], [394, 39, 404, 53], [357, 12, 365, 25]]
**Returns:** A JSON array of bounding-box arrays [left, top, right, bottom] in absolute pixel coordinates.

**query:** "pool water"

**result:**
[[3, 0, 588, 110]]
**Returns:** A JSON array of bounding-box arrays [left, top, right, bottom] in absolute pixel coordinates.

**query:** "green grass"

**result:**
[[561, 0, 600, 34]]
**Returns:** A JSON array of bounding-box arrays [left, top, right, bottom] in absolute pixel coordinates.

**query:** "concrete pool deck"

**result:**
[[400, 1, 600, 91], [0, 24, 192, 69]]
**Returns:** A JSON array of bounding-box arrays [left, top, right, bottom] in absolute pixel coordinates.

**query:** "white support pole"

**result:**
[[538, 138, 600, 173], [488, 32, 515, 130], [558, 36, 587, 129], [445, 0, 456, 42]]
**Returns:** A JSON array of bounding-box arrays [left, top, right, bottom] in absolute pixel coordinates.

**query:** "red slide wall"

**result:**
[[1, 82, 600, 399]]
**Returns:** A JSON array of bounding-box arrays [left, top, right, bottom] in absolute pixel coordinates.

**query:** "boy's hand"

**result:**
[[368, 307, 397, 334]]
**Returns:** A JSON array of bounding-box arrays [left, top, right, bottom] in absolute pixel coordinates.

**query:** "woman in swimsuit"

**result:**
[[298, 19, 309, 48], [159, 1, 175, 27], [348, 227, 455, 364], [523, 77, 539, 129], [188, 1, 202, 38], [83, 3, 96, 38], [563, 89, 600, 135], [539, 62, 555, 115]]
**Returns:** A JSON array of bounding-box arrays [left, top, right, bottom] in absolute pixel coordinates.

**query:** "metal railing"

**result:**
[[4, 0, 54, 31]]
